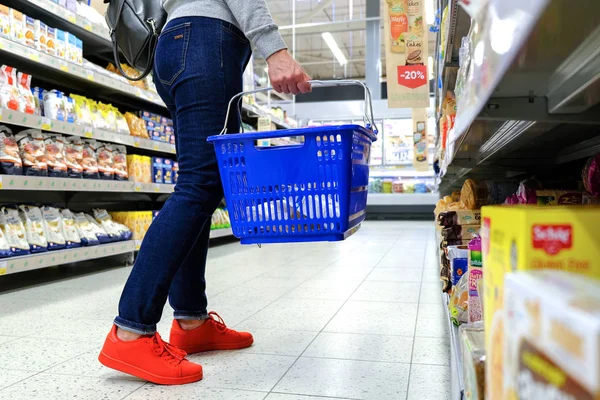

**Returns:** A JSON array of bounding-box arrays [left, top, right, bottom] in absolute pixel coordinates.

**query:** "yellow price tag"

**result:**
[[29, 53, 40, 62], [84, 131, 93, 138], [0, 177, 3, 189], [133, 140, 140, 148], [84, 23, 93, 31], [153, 143, 160, 151], [67, 15, 76, 23], [0, 267, 6, 275], [60, 63, 69, 72], [134, 185, 141, 192], [86, 72, 95, 82], [41, 118, 52, 130]]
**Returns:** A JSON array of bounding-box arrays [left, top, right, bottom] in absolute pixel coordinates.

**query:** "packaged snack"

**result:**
[[0, 65, 20, 111], [114, 110, 130, 134], [9, 9, 24, 44], [63, 95, 76, 123], [85, 213, 111, 243], [0, 125, 23, 175], [449, 272, 468, 326], [152, 157, 163, 183], [437, 210, 481, 227], [41, 206, 66, 250], [139, 111, 161, 123], [386, 0, 408, 53], [96, 142, 114, 180], [71, 95, 92, 125], [447, 245, 469, 286], [19, 205, 48, 253], [0, 207, 29, 256], [124, 112, 149, 138], [34, 20, 47, 52], [504, 271, 600, 400], [0, 223, 11, 258], [404, 31, 423, 65], [536, 190, 583, 205], [59, 208, 81, 248], [73, 212, 99, 246], [24, 16, 35, 47], [64, 136, 83, 178], [441, 225, 480, 241], [44, 134, 67, 178], [163, 158, 172, 184], [45, 26, 56, 56], [172, 161, 179, 184], [482, 205, 600, 400], [0, 5, 9, 39], [93, 209, 121, 241], [43, 90, 66, 121], [81, 139, 99, 179], [16, 129, 47, 176], [55, 29, 66, 59], [32, 86, 43, 116], [583, 154, 600, 198], [467, 236, 482, 323], [460, 322, 485, 400], [112, 145, 128, 181], [16, 72, 35, 114], [98, 103, 117, 132], [75, 38, 83, 65], [65, 32, 77, 64], [88, 100, 108, 130]]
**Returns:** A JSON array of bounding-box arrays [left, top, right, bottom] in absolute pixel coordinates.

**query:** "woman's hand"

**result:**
[[267, 50, 312, 95]]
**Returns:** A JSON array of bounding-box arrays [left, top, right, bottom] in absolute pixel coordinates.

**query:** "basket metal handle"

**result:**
[[220, 79, 378, 135]]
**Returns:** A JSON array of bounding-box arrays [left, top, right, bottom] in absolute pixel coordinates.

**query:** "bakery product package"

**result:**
[[481, 205, 600, 400], [504, 271, 600, 400]]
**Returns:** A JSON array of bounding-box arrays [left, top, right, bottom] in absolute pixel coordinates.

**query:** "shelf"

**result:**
[[440, 0, 600, 188], [0, 175, 175, 193], [0, 36, 166, 113], [367, 193, 439, 206], [444, 293, 464, 400], [0, 108, 176, 155], [241, 103, 291, 130], [133, 228, 234, 250], [369, 169, 436, 179], [0, 240, 135, 276]]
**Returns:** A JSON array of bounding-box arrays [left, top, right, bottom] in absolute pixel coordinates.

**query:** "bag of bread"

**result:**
[[41, 206, 66, 250], [60, 208, 81, 248], [73, 212, 99, 246], [85, 213, 111, 243], [0, 125, 22, 175], [19, 205, 48, 253], [16, 129, 47, 176], [0, 206, 29, 256], [44, 134, 67, 178]]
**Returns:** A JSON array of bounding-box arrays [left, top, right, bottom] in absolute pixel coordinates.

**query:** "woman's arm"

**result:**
[[224, 0, 311, 94]]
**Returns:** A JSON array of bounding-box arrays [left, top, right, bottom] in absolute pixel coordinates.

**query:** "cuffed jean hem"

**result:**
[[114, 317, 157, 335], [173, 311, 209, 320]]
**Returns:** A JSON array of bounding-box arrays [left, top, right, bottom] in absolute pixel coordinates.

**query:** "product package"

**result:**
[[19, 205, 48, 253], [41, 206, 66, 250], [172, 161, 179, 184], [437, 210, 481, 227], [0, 5, 9, 39], [55, 29, 66, 59], [460, 322, 485, 400], [0, 125, 22, 175], [85, 214, 111, 243], [449, 272, 468, 326], [34, 20, 47, 52], [43, 90, 66, 121], [75, 38, 83, 65], [151, 157, 163, 183], [162, 159, 173, 184], [447, 245, 469, 286], [65, 32, 77, 64], [536, 190, 583, 205], [16, 129, 48, 176], [482, 205, 600, 400], [45, 26, 55, 55], [81, 139, 99, 179], [96, 142, 114, 180], [112, 145, 128, 181], [92, 209, 120, 241], [9, 9, 24, 44], [44, 134, 67, 178], [17, 72, 35, 114], [73, 212, 99, 246], [59, 208, 81, 248], [0, 224, 11, 258], [582, 153, 600, 198], [124, 112, 149, 138], [504, 271, 600, 400], [0, 206, 29, 256], [467, 236, 482, 323], [441, 224, 480, 241], [0, 65, 20, 111], [64, 136, 83, 178], [126, 154, 151, 183], [63, 95, 76, 123], [24, 15, 35, 47]]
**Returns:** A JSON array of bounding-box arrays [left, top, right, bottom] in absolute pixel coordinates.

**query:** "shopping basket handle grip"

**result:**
[[220, 79, 378, 135]]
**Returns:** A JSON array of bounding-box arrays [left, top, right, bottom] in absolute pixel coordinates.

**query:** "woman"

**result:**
[[98, 0, 311, 385]]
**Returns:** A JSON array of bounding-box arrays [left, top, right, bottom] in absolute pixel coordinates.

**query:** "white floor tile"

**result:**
[[324, 301, 417, 336], [350, 281, 421, 303], [366, 267, 424, 282], [304, 332, 413, 363], [412, 337, 451, 365], [0, 373, 144, 399], [408, 364, 451, 400], [235, 328, 318, 356], [0, 369, 38, 390], [416, 316, 448, 338], [283, 279, 361, 301], [189, 352, 296, 392], [267, 394, 352, 400], [274, 357, 410, 400], [127, 385, 267, 399], [312, 266, 375, 281]]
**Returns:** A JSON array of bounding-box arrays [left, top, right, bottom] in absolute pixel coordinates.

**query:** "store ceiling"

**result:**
[[260, 0, 436, 80]]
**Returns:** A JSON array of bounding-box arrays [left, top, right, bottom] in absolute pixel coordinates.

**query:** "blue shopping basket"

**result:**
[[207, 80, 378, 245]]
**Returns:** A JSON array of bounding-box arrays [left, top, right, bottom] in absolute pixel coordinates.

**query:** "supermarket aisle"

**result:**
[[0, 221, 449, 400]]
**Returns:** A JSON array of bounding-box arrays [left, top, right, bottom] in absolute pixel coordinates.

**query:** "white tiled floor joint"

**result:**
[[0, 221, 449, 400]]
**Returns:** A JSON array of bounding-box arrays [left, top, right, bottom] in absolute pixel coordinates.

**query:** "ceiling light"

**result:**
[[322, 32, 347, 66], [349, 0, 353, 20]]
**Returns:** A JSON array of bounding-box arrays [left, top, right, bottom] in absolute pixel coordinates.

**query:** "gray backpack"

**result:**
[[104, 0, 167, 81]]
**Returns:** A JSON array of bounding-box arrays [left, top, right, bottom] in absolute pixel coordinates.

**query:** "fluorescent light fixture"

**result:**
[[322, 32, 347, 66], [349, 0, 353, 20], [426, 0, 434, 25]]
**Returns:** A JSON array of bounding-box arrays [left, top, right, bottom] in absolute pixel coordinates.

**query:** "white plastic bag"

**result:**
[[19, 205, 48, 252], [0, 207, 29, 255], [73, 212, 99, 246], [41, 206, 66, 250], [60, 209, 81, 248]]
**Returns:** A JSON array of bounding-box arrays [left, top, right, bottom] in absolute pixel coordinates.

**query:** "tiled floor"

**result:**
[[0, 221, 449, 400]]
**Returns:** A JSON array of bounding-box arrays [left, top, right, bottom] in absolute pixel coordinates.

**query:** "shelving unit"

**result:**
[[0, 240, 136, 276], [438, 0, 600, 194], [444, 293, 464, 400], [0, 175, 175, 193]]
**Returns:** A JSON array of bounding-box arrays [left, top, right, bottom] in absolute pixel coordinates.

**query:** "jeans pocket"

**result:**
[[223, 23, 249, 44], [155, 22, 191, 86]]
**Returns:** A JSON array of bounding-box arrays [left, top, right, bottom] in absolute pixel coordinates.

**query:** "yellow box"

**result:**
[[126, 155, 152, 183], [481, 205, 600, 400]]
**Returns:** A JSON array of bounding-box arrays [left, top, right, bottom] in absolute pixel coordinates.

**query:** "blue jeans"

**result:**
[[115, 17, 252, 335]]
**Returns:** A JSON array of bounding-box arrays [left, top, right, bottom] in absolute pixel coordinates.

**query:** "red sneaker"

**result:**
[[98, 325, 203, 385], [169, 312, 254, 354]]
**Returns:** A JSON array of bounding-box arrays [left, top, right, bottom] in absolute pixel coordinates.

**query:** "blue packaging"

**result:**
[[172, 161, 179, 184], [162, 159, 173, 184], [152, 157, 163, 183], [451, 258, 468, 286]]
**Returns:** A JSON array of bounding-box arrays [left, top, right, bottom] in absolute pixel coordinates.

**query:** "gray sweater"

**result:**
[[163, 0, 287, 59]]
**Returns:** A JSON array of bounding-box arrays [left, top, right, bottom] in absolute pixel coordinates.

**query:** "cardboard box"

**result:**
[[437, 210, 481, 227], [162, 159, 173, 184], [126, 155, 151, 183], [152, 157, 163, 183], [0, 5, 10, 38], [45, 26, 56, 55], [504, 271, 600, 399], [34, 20, 47, 52], [66, 32, 78, 64], [9, 9, 24, 44], [55, 29, 66, 59], [482, 205, 600, 400]]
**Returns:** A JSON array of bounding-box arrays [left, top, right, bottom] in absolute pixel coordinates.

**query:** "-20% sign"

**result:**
[[397, 65, 428, 89]]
